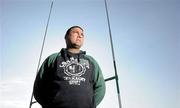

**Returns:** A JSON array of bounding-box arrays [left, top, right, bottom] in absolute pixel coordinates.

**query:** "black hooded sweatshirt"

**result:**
[[33, 48, 105, 108]]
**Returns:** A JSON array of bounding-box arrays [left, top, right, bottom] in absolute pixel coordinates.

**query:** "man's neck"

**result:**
[[67, 48, 80, 54]]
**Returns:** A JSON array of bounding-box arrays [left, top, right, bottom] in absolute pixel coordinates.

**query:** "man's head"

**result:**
[[65, 26, 84, 49]]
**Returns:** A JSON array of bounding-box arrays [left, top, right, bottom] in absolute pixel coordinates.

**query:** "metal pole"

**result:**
[[29, 1, 54, 108], [104, 0, 122, 108]]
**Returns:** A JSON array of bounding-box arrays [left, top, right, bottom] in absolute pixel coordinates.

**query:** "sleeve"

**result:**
[[33, 57, 50, 105], [93, 59, 106, 106], [33, 53, 58, 105]]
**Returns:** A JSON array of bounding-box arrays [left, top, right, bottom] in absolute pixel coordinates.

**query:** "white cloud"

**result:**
[[0, 77, 35, 108]]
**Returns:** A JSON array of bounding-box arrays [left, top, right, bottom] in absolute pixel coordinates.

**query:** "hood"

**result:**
[[60, 48, 86, 62]]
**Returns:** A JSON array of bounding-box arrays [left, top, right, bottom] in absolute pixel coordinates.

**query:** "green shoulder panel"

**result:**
[[47, 53, 60, 67], [84, 55, 106, 106], [39, 52, 60, 79]]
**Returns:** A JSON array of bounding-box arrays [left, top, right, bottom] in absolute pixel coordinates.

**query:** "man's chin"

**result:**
[[71, 44, 82, 49]]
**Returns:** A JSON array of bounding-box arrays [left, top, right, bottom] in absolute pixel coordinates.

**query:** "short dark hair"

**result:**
[[64, 26, 84, 39]]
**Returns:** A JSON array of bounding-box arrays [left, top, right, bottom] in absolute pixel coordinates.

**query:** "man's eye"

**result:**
[[73, 32, 78, 35]]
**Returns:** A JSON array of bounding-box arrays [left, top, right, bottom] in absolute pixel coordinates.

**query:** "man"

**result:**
[[33, 26, 106, 108]]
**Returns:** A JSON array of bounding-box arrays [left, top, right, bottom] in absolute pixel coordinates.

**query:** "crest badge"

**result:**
[[60, 57, 89, 85]]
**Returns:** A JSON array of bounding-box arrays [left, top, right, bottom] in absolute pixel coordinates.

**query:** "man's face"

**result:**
[[66, 27, 84, 49]]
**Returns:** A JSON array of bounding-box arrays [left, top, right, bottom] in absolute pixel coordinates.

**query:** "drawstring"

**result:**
[[78, 54, 80, 63]]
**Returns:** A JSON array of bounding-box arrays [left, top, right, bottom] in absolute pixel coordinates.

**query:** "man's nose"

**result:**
[[78, 34, 83, 38], [79, 35, 83, 38]]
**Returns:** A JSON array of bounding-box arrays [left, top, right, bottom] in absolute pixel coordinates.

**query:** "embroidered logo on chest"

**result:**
[[59, 57, 89, 85]]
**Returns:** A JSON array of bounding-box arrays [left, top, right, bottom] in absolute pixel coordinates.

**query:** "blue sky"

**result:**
[[1, 0, 180, 108]]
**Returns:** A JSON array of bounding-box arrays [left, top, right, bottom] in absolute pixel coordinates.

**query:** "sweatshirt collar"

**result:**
[[60, 48, 86, 62]]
